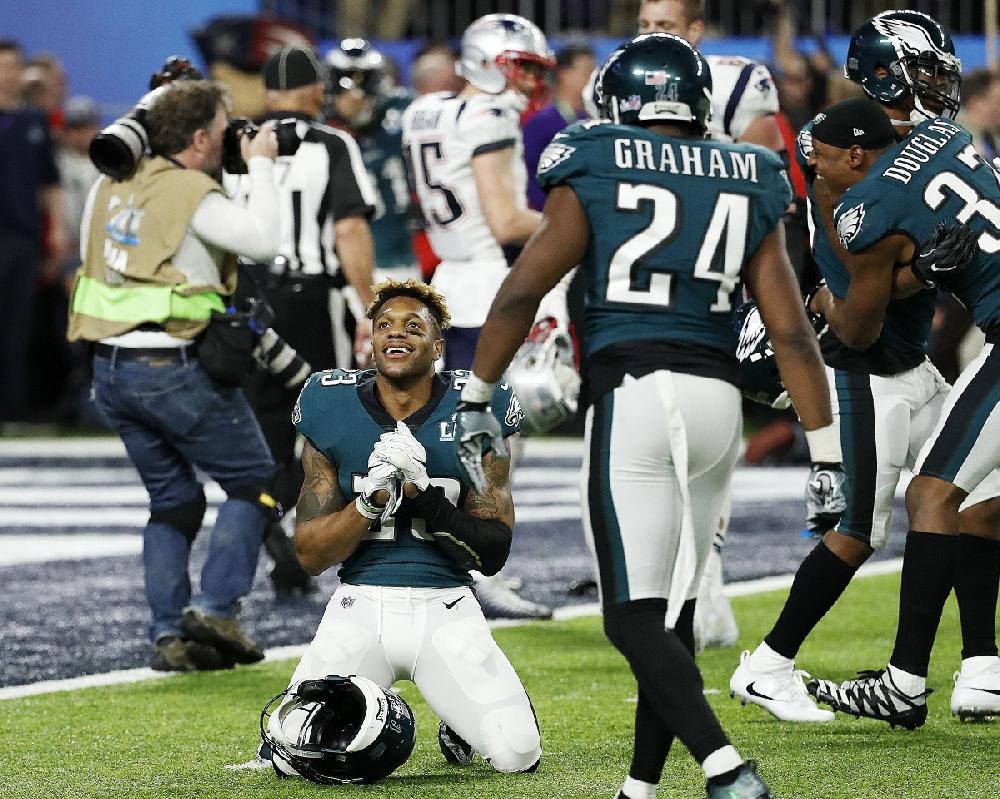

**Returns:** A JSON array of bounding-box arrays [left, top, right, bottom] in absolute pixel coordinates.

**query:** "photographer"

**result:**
[[69, 80, 280, 672], [225, 46, 377, 590]]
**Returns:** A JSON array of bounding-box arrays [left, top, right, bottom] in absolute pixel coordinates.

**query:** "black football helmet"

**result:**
[[733, 301, 790, 410], [326, 38, 389, 126], [261, 674, 416, 785], [594, 33, 712, 132], [845, 11, 961, 121]]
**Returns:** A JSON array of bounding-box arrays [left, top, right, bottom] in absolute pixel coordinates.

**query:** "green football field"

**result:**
[[4, 572, 999, 799]]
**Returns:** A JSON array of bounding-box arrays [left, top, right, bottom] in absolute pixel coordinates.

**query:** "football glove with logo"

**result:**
[[911, 221, 978, 289], [454, 401, 507, 494], [805, 462, 848, 535]]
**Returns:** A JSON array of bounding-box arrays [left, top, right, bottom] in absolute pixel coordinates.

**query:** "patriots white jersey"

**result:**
[[704, 55, 779, 143], [402, 91, 527, 327], [583, 55, 778, 144]]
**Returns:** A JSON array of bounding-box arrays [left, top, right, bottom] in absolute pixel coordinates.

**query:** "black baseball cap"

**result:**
[[811, 97, 896, 150], [263, 45, 325, 90]]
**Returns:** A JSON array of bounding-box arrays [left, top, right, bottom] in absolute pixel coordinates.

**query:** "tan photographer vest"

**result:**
[[68, 156, 237, 342]]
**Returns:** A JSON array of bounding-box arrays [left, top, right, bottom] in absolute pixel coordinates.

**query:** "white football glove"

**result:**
[[374, 421, 430, 491], [356, 457, 402, 522]]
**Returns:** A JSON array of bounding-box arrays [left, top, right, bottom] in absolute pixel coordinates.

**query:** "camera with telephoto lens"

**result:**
[[89, 56, 206, 181], [223, 117, 302, 175]]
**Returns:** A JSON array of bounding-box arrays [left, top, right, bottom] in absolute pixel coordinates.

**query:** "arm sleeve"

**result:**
[[833, 185, 893, 254], [726, 63, 780, 142], [535, 124, 590, 193], [460, 100, 520, 157], [190, 157, 280, 262], [326, 131, 377, 221], [491, 380, 522, 438], [407, 486, 513, 576]]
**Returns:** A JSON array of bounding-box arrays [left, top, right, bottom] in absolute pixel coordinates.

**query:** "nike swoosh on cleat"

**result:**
[[964, 687, 1000, 696], [444, 596, 466, 610], [744, 682, 776, 702]]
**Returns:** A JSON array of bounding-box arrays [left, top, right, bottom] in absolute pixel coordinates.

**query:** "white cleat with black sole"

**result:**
[[730, 650, 835, 722], [951, 656, 1000, 721]]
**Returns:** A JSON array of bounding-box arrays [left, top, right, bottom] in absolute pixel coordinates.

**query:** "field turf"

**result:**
[[4, 572, 998, 799]]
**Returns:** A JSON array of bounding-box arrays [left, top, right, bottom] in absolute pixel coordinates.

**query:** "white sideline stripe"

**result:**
[[0, 437, 588, 459], [0, 558, 904, 702], [0, 504, 578, 533], [0, 468, 139, 485], [0, 485, 226, 506], [0, 535, 142, 564]]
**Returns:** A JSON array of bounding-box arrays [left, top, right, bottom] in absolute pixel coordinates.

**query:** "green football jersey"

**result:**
[[292, 368, 521, 587], [835, 117, 1000, 334], [536, 120, 791, 360], [358, 90, 417, 271], [797, 119, 935, 373]]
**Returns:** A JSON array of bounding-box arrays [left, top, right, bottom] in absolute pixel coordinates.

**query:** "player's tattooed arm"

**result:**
[[463, 450, 515, 528], [296, 440, 345, 523], [294, 440, 370, 575]]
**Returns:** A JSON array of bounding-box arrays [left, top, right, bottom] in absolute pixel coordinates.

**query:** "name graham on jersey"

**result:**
[[408, 109, 443, 131], [882, 120, 961, 185], [613, 138, 759, 183]]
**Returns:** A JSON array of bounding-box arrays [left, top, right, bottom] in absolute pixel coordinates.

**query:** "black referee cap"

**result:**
[[811, 97, 895, 150], [263, 46, 325, 90]]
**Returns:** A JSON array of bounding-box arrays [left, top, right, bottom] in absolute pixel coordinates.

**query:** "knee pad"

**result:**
[[149, 487, 206, 543], [481, 705, 541, 773]]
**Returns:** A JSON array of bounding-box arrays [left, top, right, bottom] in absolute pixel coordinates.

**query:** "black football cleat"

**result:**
[[808, 667, 929, 729], [438, 721, 475, 766]]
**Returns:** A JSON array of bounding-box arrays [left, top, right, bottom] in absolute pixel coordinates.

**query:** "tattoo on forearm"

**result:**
[[296, 445, 344, 524], [464, 455, 514, 526]]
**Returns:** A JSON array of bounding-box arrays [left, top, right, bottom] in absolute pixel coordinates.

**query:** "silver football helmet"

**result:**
[[262, 674, 415, 785], [458, 13, 554, 106], [505, 319, 581, 434]]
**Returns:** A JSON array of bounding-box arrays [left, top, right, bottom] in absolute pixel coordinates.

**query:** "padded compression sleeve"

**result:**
[[408, 486, 512, 576]]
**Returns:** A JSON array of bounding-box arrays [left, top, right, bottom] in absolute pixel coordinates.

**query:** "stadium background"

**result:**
[[1, 0, 994, 120]]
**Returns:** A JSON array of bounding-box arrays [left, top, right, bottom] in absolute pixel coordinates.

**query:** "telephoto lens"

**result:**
[[89, 86, 171, 180]]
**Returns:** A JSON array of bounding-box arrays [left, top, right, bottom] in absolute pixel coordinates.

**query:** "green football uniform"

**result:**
[[834, 117, 1000, 334], [797, 119, 936, 374], [357, 89, 417, 272], [536, 119, 790, 397], [293, 368, 521, 587]]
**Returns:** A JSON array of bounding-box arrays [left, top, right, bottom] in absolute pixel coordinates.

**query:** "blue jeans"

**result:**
[[92, 349, 275, 642]]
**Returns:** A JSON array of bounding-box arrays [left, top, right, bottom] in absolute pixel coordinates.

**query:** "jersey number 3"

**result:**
[[607, 182, 749, 312]]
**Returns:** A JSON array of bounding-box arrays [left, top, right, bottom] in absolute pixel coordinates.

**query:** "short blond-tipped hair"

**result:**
[[365, 278, 452, 331]]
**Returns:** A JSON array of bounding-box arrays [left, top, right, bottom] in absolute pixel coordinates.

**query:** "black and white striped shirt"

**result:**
[[226, 112, 376, 277]]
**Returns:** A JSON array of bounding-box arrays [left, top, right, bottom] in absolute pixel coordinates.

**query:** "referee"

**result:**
[[226, 46, 377, 594]]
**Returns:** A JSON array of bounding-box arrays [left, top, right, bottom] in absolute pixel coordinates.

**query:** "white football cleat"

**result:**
[[951, 656, 1000, 720], [730, 650, 835, 722]]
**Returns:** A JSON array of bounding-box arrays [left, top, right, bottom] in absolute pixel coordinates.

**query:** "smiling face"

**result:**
[[371, 295, 444, 382], [808, 139, 866, 196]]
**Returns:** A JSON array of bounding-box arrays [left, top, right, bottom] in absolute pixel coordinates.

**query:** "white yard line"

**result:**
[[0, 558, 903, 701]]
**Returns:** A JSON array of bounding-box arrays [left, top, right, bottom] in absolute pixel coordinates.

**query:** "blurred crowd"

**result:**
[[1, 5, 999, 444]]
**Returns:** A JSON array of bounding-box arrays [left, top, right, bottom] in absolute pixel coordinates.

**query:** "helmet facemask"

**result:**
[[495, 50, 554, 111], [894, 51, 962, 121]]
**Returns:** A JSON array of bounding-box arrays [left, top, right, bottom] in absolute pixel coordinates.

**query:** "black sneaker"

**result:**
[[150, 635, 233, 672], [808, 668, 930, 729], [180, 608, 265, 664], [438, 721, 474, 766], [706, 761, 772, 799]]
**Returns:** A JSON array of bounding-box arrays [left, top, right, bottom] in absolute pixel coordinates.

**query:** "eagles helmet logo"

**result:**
[[836, 203, 867, 248], [537, 141, 576, 174]]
